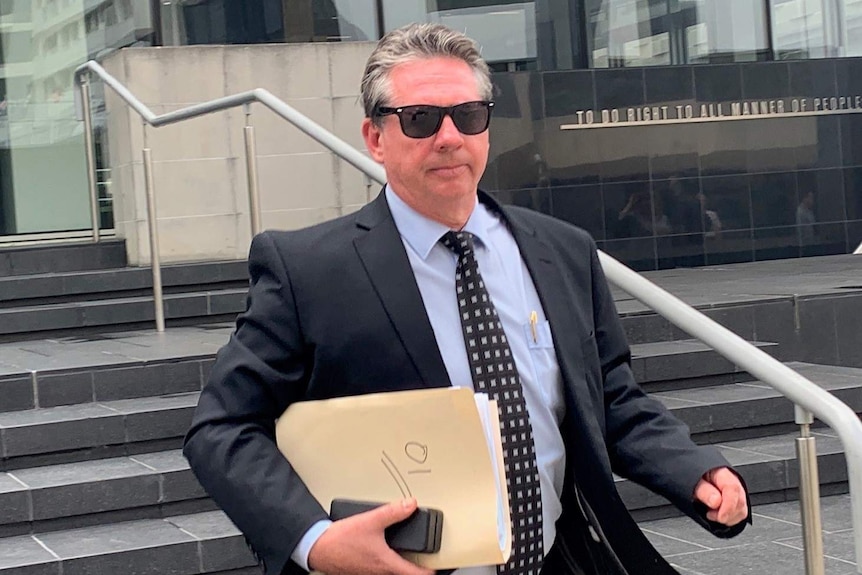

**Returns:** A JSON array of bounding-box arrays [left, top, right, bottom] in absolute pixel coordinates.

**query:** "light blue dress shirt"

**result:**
[[292, 188, 566, 574]]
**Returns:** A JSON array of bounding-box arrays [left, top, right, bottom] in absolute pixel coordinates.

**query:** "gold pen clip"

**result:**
[[529, 310, 538, 343]]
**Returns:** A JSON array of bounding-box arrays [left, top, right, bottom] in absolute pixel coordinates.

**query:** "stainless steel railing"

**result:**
[[74, 58, 862, 575], [74, 59, 383, 332]]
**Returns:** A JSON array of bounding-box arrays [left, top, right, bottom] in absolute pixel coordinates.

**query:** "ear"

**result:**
[[362, 118, 385, 163]]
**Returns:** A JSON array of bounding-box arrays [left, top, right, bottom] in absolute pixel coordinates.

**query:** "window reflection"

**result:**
[[161, 0, 377, 46], [381, 1, 538, 70], [585, 0, 770, 68], [771, 0, 862, 59]]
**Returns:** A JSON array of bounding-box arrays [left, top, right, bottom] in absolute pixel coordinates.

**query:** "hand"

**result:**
[[693, 467, 749, 526], [307, 498, 435, 575]]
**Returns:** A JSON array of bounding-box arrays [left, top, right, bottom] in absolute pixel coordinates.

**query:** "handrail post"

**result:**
[[795, 405, 826, 575], [79, 74, 101, 243], [243, 103, 262, 237], [141, 124, 165, 333]]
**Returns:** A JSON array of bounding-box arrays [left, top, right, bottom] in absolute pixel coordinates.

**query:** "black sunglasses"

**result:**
[[374, 100, 494, 139]]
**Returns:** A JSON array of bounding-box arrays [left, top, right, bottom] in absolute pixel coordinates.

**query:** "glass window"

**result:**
[[161, 0, 377, 46], [585, 0, 770, 68], [382, 1, 538, 69], [846, 0, 862, 56], [0, 0, 154, 237], [771, 0, 838, 58], [771, 0, 862, 59]]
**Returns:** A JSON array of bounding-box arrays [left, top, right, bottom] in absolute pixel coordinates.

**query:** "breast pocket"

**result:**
[[523, 319, 553, 350]]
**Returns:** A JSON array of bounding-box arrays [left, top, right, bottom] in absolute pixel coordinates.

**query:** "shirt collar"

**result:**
[[385, 186, 495, 260]]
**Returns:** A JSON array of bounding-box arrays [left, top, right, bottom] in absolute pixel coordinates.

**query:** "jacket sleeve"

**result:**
[[183, 231, 327, 575], [587, 241, 751, 536]]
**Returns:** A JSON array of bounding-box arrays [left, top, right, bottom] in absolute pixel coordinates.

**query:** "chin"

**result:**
[[431, 181, 476, 198]]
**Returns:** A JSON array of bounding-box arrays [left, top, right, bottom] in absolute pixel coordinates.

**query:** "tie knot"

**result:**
[[440, 231, 475, 258]]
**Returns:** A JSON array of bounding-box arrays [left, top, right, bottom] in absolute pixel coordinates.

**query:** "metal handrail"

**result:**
[[74, 60, 384, 183], [74, 58, 862, 574]]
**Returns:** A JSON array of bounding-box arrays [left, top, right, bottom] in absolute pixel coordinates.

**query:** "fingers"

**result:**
[[308, 498, 434, 575], [693, 478, 721, 510], [696, 467, 749, 526], [369, 498, 420, 529]]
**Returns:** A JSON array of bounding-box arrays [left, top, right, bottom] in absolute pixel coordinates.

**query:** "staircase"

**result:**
[[0, 240, 248, 340], [0, 243, 860, 574]]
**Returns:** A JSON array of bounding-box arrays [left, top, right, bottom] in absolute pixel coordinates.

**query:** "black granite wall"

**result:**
[[484, 58, 862, 270]]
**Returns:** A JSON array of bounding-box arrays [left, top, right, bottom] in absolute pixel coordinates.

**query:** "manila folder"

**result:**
[[274, 386, 511, 570]]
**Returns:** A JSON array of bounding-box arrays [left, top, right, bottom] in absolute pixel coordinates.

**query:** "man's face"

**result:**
[[362, 57, 490, 225]]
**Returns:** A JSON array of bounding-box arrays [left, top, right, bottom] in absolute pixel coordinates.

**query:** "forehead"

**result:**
[[386, 57, 480, 104]]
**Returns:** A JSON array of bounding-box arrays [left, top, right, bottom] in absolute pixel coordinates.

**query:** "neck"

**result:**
[[390, 187, 478, 230], [434, 199, 475, 230]]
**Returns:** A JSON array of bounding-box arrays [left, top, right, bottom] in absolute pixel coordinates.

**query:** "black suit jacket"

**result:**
[[184, 191, 747, 575]]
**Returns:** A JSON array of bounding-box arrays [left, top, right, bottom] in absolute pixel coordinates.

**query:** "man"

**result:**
[[184, 23, 750, 575]]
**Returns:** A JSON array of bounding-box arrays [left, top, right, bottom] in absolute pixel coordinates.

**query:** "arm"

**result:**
[[184, 232, 326, 575], [184, 233, 438, 575], [586, 242, 750, 535]]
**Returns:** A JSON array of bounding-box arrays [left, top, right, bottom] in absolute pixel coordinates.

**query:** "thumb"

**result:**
[[693, 478, 722, 510], [370, 498, 418, 529]]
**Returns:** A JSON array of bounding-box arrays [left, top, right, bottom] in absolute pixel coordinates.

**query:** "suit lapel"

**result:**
[[491, 195, 604, 436], [352, 194, 451, 389]]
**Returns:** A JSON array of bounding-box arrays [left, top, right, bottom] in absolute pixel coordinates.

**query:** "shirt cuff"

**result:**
[[291, 519, 333, 572]]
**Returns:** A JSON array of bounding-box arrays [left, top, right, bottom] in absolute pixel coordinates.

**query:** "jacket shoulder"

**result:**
[[503, 204, 597, 248]]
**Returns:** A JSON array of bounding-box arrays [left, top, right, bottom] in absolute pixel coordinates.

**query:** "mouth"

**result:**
[[429, 164, 467, 177]]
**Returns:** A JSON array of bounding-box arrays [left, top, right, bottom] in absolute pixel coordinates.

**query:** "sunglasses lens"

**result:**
[[388, 102, 492, 138], [402, 106, 443, 138], [452, 102, 490, 135]]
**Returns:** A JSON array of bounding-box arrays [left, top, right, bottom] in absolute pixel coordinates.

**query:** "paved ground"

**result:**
[[615, 254, 862, 314], [641, 494, 859, 574]]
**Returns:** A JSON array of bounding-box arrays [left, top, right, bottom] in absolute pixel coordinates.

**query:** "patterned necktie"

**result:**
[[440, 231, 544, 575]]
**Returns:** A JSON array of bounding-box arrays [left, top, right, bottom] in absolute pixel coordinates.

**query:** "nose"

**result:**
[[434, 114, 464, 149]]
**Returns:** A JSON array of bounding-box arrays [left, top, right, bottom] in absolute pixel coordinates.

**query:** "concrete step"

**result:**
[[0, 450, 212, 538], [630, 339, 778, 391], [638, 493, 859, 574], [0, 510, 256, 575], [0, 260, 248, 306], [0, 239, 127, 278], [620, 428, 850, 522], [0, 289, 247, 337], [0, 392, 199, 471], [658, 362, 862, 443], [0, 326, 230, 413]]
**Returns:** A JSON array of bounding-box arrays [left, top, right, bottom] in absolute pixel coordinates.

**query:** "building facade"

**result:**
[[1, 0, 861, 269]]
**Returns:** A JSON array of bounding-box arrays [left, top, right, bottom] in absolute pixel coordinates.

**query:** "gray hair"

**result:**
[[360, 23, 493, 122]]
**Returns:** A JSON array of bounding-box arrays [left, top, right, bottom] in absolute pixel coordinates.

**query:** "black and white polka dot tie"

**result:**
[[440, 231, 544, 575]]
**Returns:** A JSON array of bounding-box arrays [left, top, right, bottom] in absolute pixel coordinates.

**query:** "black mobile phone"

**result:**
[[329, 498, 443, 553]]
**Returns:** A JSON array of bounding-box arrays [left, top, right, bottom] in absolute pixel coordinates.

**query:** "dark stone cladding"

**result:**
[[485, 57, 862, 271], [0, 239, 127, 277]]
